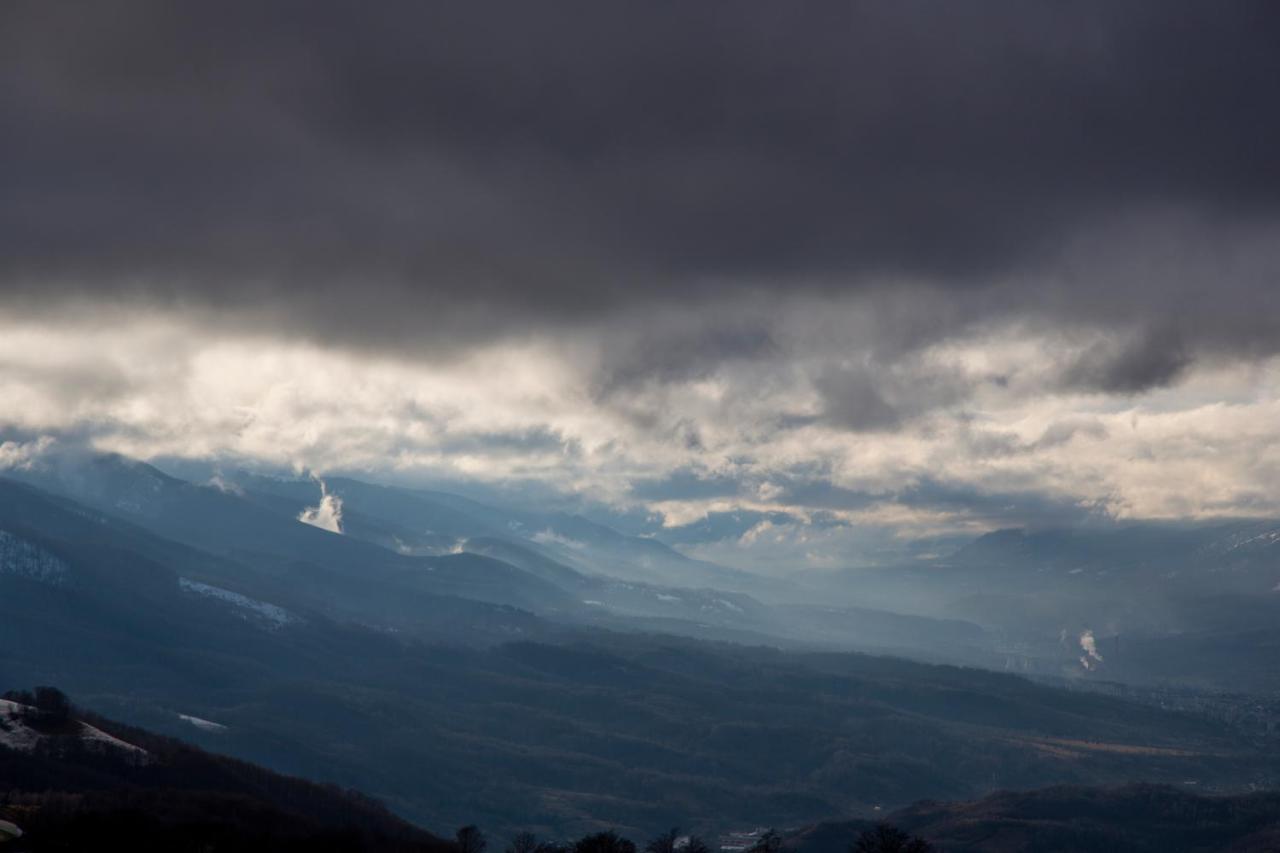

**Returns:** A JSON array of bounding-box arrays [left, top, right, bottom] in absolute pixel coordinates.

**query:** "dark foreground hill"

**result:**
[[6, 693, 1280, 853], [0, 693, 452, 853], [788, 784, 1280, 853]]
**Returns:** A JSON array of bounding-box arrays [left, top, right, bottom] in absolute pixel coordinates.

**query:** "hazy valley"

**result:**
[[4, 454, 1280, 844]]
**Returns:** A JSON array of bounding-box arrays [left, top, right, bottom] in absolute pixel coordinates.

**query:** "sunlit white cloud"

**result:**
[[0, 436, 55, 471], [3, 307, 1280, 570]]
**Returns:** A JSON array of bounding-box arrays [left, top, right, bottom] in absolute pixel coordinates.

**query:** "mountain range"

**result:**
[[3, 453, 1280, 839]]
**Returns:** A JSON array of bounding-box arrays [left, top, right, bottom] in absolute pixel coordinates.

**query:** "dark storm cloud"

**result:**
[[3, 0, 1279, 359], [1059, 329, 1192, 394], [812, 357, 983, 431], [593, 322, 776, 395], [434, 427, 577, 458], [813, 367, 902, 431], [956, 418, 1111, 459], [895, 477, 1108, 530]]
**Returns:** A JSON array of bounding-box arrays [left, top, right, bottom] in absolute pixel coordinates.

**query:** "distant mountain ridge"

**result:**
[[800, 517, 1280, 690], [4, 453, 995, 660], [4, 453, 1280, 837]]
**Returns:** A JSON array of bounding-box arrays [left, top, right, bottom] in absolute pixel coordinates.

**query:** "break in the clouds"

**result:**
[[2, 2, 1279, 569]]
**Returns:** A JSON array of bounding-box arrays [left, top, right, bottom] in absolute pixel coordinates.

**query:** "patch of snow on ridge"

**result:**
[[0, 530, 68, 586], [0, 699, 147, 759], [1222, 527, 1280, 552], [178, 713, 228, 732], [0, 700, 41, 751], [78, 722, 149, 756], [179, 578, 296, 627]]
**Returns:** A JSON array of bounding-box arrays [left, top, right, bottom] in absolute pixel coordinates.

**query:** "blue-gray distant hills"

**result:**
[[3, 455, 1280, 839]]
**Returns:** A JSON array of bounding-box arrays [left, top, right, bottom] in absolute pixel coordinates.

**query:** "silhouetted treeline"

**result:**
[[3, 687, 72, 722], [464, 824, 930, 853], [850, 824, 932, 853]]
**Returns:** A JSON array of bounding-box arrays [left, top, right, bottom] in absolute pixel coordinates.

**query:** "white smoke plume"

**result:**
[[1078, 629, 1104, 670], [207, 472, 244, 495], [0, 436, 55, 471], [298, 476, 344, 534]]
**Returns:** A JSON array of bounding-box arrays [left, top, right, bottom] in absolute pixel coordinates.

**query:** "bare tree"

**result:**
[[645, 828, 681, 853], [457, 824, 488, 853], [32, 686, 72, 721]]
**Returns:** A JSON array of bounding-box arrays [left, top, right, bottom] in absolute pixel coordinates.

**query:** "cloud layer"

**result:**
[[3, 312, 1280, 569], [3, 2, 1280, 568], [4, 2, 1280, 354]]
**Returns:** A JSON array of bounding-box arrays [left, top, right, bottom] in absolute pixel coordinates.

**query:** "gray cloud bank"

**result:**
[[3, 1, 1279, 367]]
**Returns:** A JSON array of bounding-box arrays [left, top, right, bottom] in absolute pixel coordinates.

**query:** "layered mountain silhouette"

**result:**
[[3, 454, 1280, 839]]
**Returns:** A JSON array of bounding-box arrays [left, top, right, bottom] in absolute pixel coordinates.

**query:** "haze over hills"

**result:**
[[15, 449, 1280, 690], [800, 522, 1280, 692], [6, 2, 1280, 849], [4, 453, 1280, 842], [4, 454, 995, 660]]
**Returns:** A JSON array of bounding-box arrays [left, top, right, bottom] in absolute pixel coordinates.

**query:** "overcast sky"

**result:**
[[3, 1, 1279, 569]]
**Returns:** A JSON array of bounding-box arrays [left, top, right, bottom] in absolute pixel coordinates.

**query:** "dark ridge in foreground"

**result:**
[[6, 691, 1280, 852], [788, 784, 1280, 853], [0, 690, 451, 852]]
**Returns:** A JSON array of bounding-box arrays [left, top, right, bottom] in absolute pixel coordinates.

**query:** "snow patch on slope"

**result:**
[[0, 700, 40, 751], [79, 722, 150, 755], [179, 578, 297, 627], [178, 712, 228, 732], [0, 699, 148, 760], [0, 530, 68, 586]]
